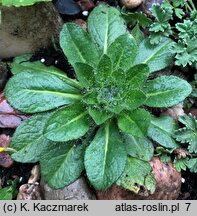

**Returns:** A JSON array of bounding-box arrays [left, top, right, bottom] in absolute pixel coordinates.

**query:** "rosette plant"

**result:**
[[5, 5, 192, 191]]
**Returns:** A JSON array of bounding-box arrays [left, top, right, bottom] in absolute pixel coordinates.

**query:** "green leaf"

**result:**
[[96, 54, 112, 83], [134, 37, 174, 73], [10, 113, 54, 163], [0, 186, 13, 200], [148, 116, 179, 148], [124, 134, 154, 161], [117, 157, 156, 194], [0, 179, 18, 200], [88, 107, 113, 125], [131, 24, 144, 45], [175, 128, 197, 153], [74, 63, 94, 88], [144, 76, 192, 107], [174, 114, 197, 153], [127, 64, 149, 89], [85, 121, 127, 190], [44, 104, 89, 142], [179, 114, 197, 131], [5, 71, 81, 113], [123, 90, 147, 111], [88, 4, 127, 54], [11, 55, 82, 90], [40, 142, 85, 189], [186, 158, 197, 173], [107, 34, 137, 71], [2, 0, 51, 6], [82, 91, 98, 105], [122, 12, 152, 28], [173, 158, 188, 172], [150, 3, 173, 22], [118, 109, 151, 137], [60, 23, 99, 68]]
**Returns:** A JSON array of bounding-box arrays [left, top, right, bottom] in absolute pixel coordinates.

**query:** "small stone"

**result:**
[[17, 183, 42, 200], [120, 0, 143, 9], [82, 11, 89, 16], [40, 58, 45, 63], [0, 134, 13, 168], [40, 177, 96, 200]]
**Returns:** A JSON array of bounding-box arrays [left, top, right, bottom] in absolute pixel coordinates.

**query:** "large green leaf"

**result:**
[[44, 104, 89, 142], [11, 54, 82, 90], [60, 23, 99, 68], [107, 34, 137, 71], [134, 37, 174, 73], [40, 142, 85, 189], [5, 71, 81, 113], [85, 121, 127, 190], [144, 76, 192, 107], [118, 109, 151, 137], [10, 113, 54, 163], [124, 134, 154, 161], [2, 0, 51, 6], [127, 64, 149, 89], [117, 157, 156, 194], [88, 4, 127, 54], [148, 116, 179, 148]]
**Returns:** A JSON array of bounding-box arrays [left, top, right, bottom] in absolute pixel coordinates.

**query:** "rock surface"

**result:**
[[97, 157, 182, 200], [0, 3, 63, 58], [0, 92, 28, 128], [41, 177, 96, 200], [120, 0, 143, 9], [0, 61, 8, 91]]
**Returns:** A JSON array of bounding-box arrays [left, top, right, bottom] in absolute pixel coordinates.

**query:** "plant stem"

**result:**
[[186, 2, 193, 12], [188, 0, 196, 11], [7, 148, 17, 153]]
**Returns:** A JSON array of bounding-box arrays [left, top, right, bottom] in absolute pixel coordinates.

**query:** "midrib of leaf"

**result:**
[[102, 122, 110, 179], [150, 121, 172, 136], [104, 12, 109, 54], [130, 136, 143, 153], [67, 26, 86, 64], [142, 41, 171, 64], [48, 146, 75, 180], [115, 47, 125, 70], [146, 89, 176, 97], [46, 111, 88, 134], [14, 133, 45, 151], [125, 114, 143, 135], [23, 89, 82, 100], [36, 71, 82, 90]]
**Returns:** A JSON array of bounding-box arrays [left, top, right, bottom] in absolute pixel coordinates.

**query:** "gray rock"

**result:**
[[0, 3, 63, 58], [0, 60, 8, 91], [40, 177, 96, 200]]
